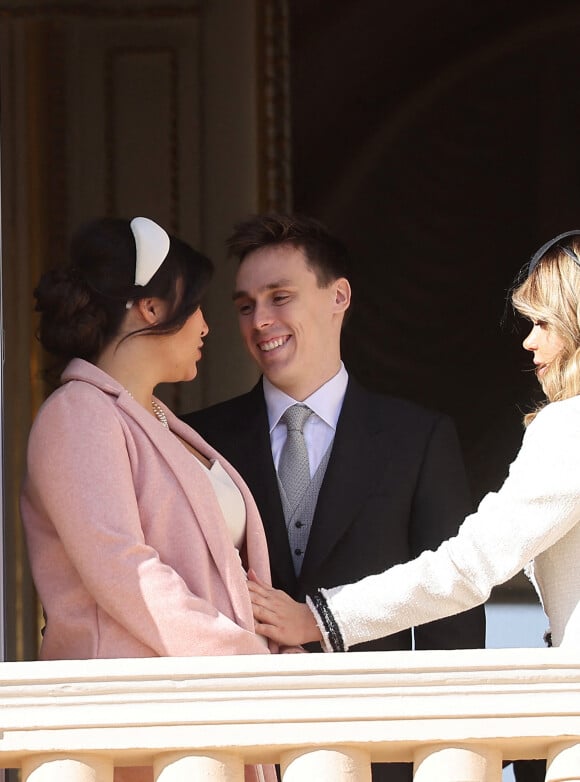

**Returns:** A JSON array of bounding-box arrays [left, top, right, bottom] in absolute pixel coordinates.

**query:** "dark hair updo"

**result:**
[[34, 217, 213, 361]]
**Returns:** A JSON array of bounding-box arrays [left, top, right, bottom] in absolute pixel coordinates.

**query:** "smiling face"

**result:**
[[522, 320, 566, 383], [234, 244, 351, 400]]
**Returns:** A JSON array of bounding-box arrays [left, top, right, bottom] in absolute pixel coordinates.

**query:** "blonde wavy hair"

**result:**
[[512, 238, 580, 425]]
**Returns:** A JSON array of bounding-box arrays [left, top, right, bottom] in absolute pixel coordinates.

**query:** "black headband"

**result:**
[[528, 229, 580, 276]]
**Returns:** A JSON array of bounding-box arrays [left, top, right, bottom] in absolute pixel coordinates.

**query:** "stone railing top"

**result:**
[[0, 648, 578, 766]]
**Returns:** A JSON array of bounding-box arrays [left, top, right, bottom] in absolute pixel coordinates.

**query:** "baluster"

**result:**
[[413, 745, 502, 782], [154, 751, 244, 782], [22, 755, 113, 782], [281, 747, 371, 781], [546, 742, 580, 782]]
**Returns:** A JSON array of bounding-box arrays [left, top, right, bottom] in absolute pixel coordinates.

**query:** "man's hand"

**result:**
[[248, 569, 322, 646]]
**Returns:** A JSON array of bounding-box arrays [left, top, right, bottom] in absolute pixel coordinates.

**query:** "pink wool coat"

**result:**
[[20, 359, 278, 782]]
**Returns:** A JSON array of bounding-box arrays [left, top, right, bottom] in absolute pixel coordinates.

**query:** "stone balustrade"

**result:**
[[0, 648, 578, 781]]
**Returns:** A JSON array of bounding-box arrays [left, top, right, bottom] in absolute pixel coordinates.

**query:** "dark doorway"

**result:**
[[289, 1, 580, 505]]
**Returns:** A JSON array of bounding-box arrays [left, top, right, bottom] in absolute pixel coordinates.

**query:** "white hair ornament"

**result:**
[[126, 217, 170, 308]]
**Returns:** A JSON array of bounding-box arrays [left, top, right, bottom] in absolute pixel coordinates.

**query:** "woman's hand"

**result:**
[[247, 569, 322, 646]]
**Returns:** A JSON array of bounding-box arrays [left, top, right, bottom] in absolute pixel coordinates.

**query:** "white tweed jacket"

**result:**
[[314, 396, 580, 650]]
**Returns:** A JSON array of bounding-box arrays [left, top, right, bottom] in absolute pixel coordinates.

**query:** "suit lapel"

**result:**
[[229, 385, 298, 595], [299, 379, 393, 586]]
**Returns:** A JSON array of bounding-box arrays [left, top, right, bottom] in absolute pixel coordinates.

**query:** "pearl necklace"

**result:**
[[151, 399, 169, 429], [126, 391, 169, 429]]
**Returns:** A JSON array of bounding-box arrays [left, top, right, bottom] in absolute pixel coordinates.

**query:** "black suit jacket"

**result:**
[[184, 377, 485, 653]]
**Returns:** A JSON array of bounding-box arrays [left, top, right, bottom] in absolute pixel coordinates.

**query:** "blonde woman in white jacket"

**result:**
[[248, 230, 580, 652]]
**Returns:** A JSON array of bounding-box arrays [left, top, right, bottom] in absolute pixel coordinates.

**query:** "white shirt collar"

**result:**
[[263, 363, 349, 433]]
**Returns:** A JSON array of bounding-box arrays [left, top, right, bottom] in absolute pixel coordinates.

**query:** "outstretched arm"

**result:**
[[251, 401, 580, 651]]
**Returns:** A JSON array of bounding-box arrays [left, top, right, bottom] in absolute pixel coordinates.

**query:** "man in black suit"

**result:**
[[184, 213, 485, 782]]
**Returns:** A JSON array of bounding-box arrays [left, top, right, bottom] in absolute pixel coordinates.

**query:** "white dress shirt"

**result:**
[[263, 364, 348, 478]]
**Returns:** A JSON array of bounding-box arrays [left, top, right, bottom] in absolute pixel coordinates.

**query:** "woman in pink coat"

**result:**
[[20, 216, 281, 782]]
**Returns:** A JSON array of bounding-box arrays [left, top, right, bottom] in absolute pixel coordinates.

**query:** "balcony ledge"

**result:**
[[0, 647, 577, 770]]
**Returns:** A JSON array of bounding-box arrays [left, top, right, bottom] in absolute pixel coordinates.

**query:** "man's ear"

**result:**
[[333, 277, 351, 313], [135, 297, 165, 325]]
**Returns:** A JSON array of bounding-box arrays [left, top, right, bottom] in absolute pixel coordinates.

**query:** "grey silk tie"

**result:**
[[278, 404, 313, 511]]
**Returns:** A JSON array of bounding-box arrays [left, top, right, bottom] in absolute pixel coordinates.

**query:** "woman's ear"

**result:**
[[135, 297, 166, 325]]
